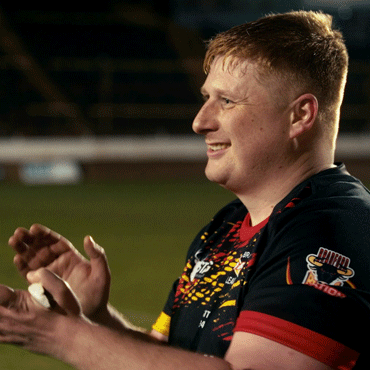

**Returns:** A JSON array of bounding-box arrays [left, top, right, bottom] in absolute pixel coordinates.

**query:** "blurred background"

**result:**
[[0, 1, 369, 369], [0, 0, 369, 183]]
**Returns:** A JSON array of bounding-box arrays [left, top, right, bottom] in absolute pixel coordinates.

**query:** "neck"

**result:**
[[235, 158, 335, 226]]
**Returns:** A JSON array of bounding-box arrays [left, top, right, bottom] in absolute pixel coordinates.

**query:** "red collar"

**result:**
[[240, 213, 269, 242]]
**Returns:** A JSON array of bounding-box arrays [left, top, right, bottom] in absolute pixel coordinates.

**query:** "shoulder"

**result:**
[[268, 165, 370, 244], [271, 164, 370, 231], [260, 165, 370, 288]]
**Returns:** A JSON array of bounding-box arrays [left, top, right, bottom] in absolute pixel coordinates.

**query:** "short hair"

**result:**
[[204, 11, 349, 129]]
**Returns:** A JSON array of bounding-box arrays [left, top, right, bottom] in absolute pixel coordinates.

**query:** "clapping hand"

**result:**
[[0, 268, 85, 356], [9, 224, 111, 321]]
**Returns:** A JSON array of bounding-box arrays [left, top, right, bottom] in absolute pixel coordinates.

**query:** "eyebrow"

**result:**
[[200, 86, 248, 105], [200, 86, 233, 97]]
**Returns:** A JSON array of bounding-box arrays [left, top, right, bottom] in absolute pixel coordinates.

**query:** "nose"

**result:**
[[192, 100, 218, 135]]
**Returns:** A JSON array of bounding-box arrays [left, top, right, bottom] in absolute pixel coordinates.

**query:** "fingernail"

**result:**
[[91, 237, 104, 253], [89, 236, 98, 249], [26, 271, 35, 282], [27, 271, 35, 279], [27, 270, 40, 283]]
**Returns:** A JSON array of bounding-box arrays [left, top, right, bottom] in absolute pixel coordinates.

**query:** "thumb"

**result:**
[[83, 236, 111, 282], [27, 268, 81, 316]]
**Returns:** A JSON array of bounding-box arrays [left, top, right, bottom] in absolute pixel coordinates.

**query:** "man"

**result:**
[[1, 10, 370, 370]]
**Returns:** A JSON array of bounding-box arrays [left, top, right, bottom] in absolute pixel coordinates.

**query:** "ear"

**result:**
[[289, 94, 318, 139]]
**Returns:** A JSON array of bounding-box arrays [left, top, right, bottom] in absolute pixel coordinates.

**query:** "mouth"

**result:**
[[207, 143, 231, 152]]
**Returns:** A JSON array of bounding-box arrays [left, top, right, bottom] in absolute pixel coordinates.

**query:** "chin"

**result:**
[[205, 168, 229, 188]]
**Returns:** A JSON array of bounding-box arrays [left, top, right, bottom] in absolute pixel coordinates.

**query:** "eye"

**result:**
[[222, 97, 234, 107]]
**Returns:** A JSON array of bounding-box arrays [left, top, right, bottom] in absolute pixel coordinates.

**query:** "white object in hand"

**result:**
[[28, 283, 52, 309]]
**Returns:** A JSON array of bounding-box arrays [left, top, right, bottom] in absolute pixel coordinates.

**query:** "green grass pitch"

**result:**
[[0, 179, 235, 369]]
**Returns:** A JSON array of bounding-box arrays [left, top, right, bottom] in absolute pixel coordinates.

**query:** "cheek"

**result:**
[[231, 125, 268, 151], [232, 127, 283, 166], [229, 108, 286, 148]]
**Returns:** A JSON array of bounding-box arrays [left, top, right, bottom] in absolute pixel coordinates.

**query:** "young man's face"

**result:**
[[192, 57, 293, 196]]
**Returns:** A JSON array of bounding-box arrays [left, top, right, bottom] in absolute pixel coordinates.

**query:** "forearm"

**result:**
[[90, 303, 147, 334], [62, 317, 233, 370]]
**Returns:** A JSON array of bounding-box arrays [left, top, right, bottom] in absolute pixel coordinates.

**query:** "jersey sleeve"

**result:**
[[235, 203, 370, 369], [152, 279, 178, 336], [152, 311, 171, 337]]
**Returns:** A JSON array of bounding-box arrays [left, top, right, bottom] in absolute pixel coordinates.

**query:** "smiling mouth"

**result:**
[[208, 143, 231, 152]]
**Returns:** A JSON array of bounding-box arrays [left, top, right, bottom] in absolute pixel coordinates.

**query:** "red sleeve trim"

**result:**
[[235, 311, 359, 370]]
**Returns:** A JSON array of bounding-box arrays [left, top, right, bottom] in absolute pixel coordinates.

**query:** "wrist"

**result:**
[[88, 304, 111, 325], [51, 314, 93, 364], [57, 316, 101, 370], [89, 304, 147, 334]]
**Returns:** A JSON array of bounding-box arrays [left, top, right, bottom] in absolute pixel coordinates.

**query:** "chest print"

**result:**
[[172, 220, 262, 346], [173, 221, 257, 308]]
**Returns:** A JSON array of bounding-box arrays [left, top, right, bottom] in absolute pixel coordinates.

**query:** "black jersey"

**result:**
[[153, 164, 370, 369]]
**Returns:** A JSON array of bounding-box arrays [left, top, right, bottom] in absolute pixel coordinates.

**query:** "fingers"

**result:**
[[10, 224, 64, 254], [9, 224, 80, 274], [10, 227, 37, 277], [13, 254, 30, 278], [30, 224, 70, 251], [83, 236, 111, 284], [29, 224, 84, 259], [27, 268, 81, 316], [9, 227, 34, 255]]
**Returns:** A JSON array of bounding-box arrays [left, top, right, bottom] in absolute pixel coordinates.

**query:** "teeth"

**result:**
[[209, 144, 229, 151]]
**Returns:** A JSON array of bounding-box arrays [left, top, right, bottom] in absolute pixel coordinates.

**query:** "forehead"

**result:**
[[204, 56, 294, 107], [207, 56, 254, 81], [201, 56, 268, 96]]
